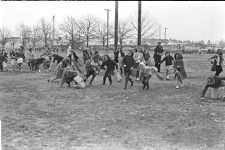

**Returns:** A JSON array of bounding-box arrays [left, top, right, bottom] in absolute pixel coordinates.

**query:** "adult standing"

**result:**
[[153, 41, 164, 72]]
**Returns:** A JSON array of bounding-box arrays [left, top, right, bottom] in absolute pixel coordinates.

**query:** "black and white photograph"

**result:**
[[0, 1, 225, 150]]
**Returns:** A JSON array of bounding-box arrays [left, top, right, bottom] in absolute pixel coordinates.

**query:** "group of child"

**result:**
[[4, 44, 225, 101], [122, 48, 187, 90], [201, 49, 225, 100]]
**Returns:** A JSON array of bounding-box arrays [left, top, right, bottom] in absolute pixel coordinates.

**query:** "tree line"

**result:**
[[0, 11, 158, 49]]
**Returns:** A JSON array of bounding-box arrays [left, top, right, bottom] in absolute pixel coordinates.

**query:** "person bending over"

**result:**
[[201, 76, 225, 100]]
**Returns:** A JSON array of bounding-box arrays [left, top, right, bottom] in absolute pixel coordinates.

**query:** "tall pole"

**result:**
[[115, 1, 118, 51], [52, 15, 55, 46], [164, 27, 168, 40], [104, 9, 110, 53], [159, 25, 161, 40], [137, 1, 142, 46]]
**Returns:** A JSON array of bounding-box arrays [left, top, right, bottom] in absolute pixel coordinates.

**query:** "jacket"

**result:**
[[101, 59, 118, 71], [122, 55, 135, 72]]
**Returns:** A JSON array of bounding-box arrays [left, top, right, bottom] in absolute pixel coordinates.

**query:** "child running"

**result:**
[[122, 50, 135, 90], [100, 55, 118, 85], [160, 51, 174, 80], [173, 53, 187, 89], [139, 61, 163, 90]]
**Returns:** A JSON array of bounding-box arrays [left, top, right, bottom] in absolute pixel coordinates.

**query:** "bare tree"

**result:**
[[94, 19, 113, 48], [78, 15, 97, 47], [118, 20, 133, 47], [130, 11, 158, 43], [37, 18, 52, 47], [17, 23, 31, 47], [60, 16, 78, 49], [0, 27, 11, 48], [30, 25, 39, 48]]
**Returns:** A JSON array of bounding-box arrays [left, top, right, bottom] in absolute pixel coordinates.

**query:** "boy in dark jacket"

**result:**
[[161, 51, 174, 80], [100, 55, 118, 85], [122, 50, 135, 90]]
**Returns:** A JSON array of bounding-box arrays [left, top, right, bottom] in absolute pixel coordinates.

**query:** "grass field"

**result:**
[[0, 52, 225, 150]]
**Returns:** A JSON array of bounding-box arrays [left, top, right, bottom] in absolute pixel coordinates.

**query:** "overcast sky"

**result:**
[[0, 1, 225, 43]]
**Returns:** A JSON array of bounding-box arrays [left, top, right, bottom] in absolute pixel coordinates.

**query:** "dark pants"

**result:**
[[103, 69, 114, 85], [124, 69, 133, 88], [154, 55, 161, 72], [141, 74, 151, 89], [0, 62, 3, 71], [215, 65, 223, 76], [134, 63, 140, 78], [28, 59, 35, 70]]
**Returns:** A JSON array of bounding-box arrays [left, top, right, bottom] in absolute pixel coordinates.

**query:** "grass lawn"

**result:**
[[0, 52, 225, 150]]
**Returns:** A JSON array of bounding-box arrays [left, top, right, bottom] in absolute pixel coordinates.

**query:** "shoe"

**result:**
[[131, 80, 134, 87], [124, 87, 127, 90], [146, 85, 149, 90], [142, 85, 146, 89], [175, 85, 179, 89], [166, 76, 170, 80]]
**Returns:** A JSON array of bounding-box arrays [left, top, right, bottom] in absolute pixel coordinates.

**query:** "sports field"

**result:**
[[0, 52, 225, 150]]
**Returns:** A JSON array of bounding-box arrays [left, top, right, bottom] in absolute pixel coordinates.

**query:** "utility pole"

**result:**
[[164, 27, 168, 40], [104, 9, 110, 53], [137, 1, 142, 46], [52, 15, 55, 46], [158, 25, 161, 40], [114, 1, 118, 51]]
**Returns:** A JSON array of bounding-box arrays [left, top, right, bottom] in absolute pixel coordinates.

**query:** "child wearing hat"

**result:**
[[161, 51, 174, 80]]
